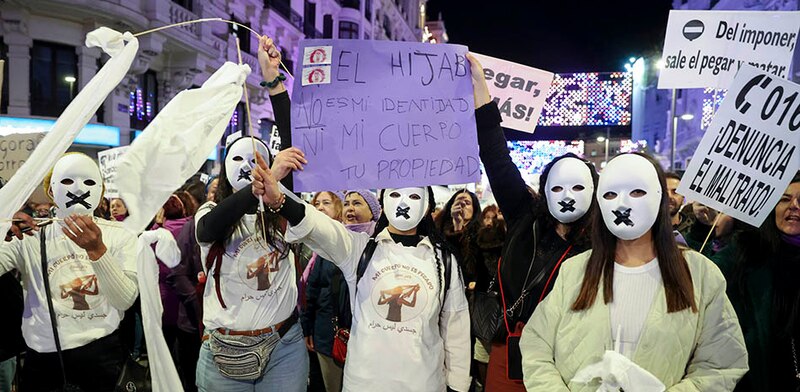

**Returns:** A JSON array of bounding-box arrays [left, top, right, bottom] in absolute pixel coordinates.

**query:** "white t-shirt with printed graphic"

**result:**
[[285, 204, 472, 392], [196, 202, 297, 331], [0, 220, 138, 352]]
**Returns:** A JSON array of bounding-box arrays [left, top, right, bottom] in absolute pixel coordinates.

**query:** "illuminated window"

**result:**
[[129, 70, 158, 130]]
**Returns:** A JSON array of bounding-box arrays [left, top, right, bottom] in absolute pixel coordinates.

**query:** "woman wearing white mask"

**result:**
[[193, 135, 309, 392], [520, 153, 748, 391], [249, 153, 471, 392], [465, 54, 599, 390], [0, 153, 139, 392]]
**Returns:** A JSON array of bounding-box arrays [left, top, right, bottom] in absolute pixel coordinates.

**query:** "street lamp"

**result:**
[[597, 135, 609, 166], [64, 76, 76, 100], [680, 113, 694, 121]]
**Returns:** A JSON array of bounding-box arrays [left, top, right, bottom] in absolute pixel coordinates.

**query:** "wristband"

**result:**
[[260, 73, 287, 88]]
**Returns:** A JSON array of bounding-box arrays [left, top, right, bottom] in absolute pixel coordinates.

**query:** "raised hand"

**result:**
[[466, 53, 492, 109], [251, 152, 284, 209], [62, 214, 107, 261], [258, 36, 282, 83], [452, 202, 465, 232], [271, 147, 308, 181]]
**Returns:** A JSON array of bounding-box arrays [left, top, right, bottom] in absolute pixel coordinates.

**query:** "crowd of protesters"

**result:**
[[0, 35, 796, 392]]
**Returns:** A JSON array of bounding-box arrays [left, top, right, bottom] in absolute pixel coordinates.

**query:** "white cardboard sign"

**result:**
[[678, 65, 800, 227], [472, 53, 553, 133], [658, 10, 800, 89], [97, 146, 129, 198]]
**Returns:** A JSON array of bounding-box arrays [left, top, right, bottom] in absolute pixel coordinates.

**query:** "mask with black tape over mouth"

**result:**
[[49, 154, 103, 218], [597, 154, 662, 241], [545, 157, 594, 223], [225, 137, 271, 192]]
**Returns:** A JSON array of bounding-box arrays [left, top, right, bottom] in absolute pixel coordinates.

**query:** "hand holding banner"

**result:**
[[678, 65, 800, 227], [471, 53, 553, 134], [290, 39, 479, 192]]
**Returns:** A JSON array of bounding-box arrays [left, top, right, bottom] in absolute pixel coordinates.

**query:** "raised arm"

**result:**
[[466, 54, 533, 223], [195, 184, 258, 244], [259, 36, 293, 191], [250, 153, 367, 282]]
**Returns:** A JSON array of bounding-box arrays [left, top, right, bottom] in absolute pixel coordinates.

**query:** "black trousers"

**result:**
[[20, 331, 124, 392], [163, 326, 200, 392]]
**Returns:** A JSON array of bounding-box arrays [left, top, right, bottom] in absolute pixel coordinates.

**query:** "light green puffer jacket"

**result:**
[[520, 250, 748, 391]]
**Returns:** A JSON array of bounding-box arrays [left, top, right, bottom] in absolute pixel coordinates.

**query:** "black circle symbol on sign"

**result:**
[[682, 20, 705, 41]]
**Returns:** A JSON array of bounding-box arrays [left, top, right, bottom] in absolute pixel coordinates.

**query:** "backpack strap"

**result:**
[[355, 238, 378, 286]]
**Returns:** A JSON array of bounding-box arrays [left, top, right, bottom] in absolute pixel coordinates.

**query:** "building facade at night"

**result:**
[[0, 0, 429, 158]]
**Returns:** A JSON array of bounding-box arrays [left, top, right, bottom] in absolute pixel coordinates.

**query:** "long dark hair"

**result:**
[[375, 187, 459, 298], [435, 189, 482, 236], [537, 153, 598, 244], [734, 171, 800, 337], [215, 137, 288, 258], [571, 152, 697, 313]]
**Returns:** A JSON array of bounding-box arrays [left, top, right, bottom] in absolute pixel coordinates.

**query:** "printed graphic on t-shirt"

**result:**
[[48, 254, 104, 314], [370, 263, 434, 323], [235, 235, 282, 292]]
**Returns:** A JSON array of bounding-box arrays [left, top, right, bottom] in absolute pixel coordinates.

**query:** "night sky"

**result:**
[[426, 0, 674, 73]]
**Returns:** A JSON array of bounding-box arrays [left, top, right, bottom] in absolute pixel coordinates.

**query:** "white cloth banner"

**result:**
[[472, 53, 553, 133], [0, 27, 137, 237], [97, 146, 129, 199], [136, 233, 183, 392], [658, 10, 800, 89], [678, 65, 800, 227], [116, 62, 250, 234]]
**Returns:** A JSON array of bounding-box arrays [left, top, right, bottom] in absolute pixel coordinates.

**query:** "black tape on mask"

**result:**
[[558, 199, 576, 213], [65, 191, 92, 209], [612, 208, 634, 226]]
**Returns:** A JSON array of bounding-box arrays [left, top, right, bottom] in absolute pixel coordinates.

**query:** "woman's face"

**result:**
[[483, 211, 496, 228], [344, 193, 373, 224], [110, 198, 127, 217], [313, 192, 340, 221], [775, 181, 800, 236], [452, 192, 474, 221]]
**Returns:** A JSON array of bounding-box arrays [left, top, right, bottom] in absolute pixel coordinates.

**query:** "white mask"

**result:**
[[545, 157, 595, 223], [382, 187, 429, 231], [597, 154, 662, 241], [224, 137, 270, 192], [49, 154, 103, 218]]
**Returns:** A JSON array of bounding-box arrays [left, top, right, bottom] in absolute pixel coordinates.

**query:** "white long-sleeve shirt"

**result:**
[[609, 258, 662, 359], [286, 203, 471, 392], [0, 219, 139, 352]]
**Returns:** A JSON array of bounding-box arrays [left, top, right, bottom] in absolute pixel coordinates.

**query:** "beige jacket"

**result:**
[[520, 250, 748, 391]]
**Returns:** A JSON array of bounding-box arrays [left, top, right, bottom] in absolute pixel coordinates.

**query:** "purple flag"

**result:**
[[290, 39, 479, 192]]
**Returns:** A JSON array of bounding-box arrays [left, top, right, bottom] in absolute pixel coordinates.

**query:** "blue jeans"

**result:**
[[196, 323, 308, 392]]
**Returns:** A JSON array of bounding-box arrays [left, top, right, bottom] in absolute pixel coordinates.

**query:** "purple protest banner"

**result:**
[[290, 39, 479, 192]]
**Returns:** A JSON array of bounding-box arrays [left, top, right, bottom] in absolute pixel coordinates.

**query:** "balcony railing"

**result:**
[[169, 2, 201, 37], [265, 0, 304, 31]]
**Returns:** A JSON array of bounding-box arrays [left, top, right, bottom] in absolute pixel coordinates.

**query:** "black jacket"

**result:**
[[476, 102, 590, 335]]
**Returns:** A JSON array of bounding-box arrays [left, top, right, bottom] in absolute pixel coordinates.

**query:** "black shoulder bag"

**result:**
[[471, 221, 539, 343]]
